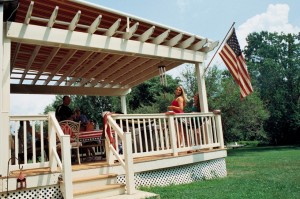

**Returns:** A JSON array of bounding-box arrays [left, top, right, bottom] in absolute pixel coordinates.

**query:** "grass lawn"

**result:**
[[140, 146, 300, 199]]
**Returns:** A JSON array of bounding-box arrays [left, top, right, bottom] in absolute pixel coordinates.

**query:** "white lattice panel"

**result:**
[[0, 186, 62, 199], [117, 158, 227, 187]]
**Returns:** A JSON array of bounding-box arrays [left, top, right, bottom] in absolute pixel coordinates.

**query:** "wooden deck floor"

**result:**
[[8, 148, 219, 177]]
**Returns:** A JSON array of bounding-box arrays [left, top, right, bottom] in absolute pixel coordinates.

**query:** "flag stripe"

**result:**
[[218, 28, 253, 99]]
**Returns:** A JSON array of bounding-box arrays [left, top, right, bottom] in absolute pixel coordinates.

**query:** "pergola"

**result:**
[[0, 0, 218, 176], [8, 0, 217, 95]]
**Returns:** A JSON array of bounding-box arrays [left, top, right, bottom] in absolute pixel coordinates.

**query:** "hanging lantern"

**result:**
[[158, 65, 167, 86]]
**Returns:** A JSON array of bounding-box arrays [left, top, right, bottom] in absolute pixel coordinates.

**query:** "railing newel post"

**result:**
[[124, 132, 135, 194], [214, 110, 224, 149], [167, 113, 178, 156]]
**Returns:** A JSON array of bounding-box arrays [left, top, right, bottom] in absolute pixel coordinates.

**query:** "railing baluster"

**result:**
[[131, 118, 137, 153], [163, 118, 169, 149]]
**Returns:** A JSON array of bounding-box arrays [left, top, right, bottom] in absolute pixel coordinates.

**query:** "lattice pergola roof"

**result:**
[[6, 0, 218, 96]]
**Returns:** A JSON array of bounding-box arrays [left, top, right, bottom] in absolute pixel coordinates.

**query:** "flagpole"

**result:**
[[204, 22, 236, 74]]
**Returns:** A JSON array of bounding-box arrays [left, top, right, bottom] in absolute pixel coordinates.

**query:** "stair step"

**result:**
[[60, 173, 119, 192], [73, 184, 126, 199], [73, 173, 118, 183]]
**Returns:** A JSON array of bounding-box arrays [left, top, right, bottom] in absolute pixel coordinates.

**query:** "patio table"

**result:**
[[78, 130, 103, 144]]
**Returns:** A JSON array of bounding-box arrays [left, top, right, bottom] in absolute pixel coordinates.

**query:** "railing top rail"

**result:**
[[110, 112, 216, 119], [9, 115, 48, 121], [173, 112, 215, 117]]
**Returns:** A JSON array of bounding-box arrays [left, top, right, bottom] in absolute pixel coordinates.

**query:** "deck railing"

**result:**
[[104, 111, 224, 194], [8, 111, 224, 197], [105, 111, 224, 159], [9, 112, 73, 199], [9, 115, 49, 170]]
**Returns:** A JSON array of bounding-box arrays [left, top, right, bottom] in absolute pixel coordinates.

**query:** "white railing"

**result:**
[[9, 115, 49, 170], [48, 112, 73, 199], [9, 112, 73, 199], [103, 112, 135, 194], [104, 111, 224, 194], [8, 111, 224, 198], [106, 111, 224, 159]]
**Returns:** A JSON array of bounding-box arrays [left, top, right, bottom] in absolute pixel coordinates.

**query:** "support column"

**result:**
[[195, 63, 209, 112], [120, 95, 127, 114], [0, 5, 11, 177]]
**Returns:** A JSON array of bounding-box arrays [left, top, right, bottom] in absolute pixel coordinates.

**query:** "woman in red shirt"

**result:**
[[168, 85, 188, 146]]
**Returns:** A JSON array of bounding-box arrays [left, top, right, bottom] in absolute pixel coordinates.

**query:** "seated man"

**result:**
[[55, 96, 73, 122]]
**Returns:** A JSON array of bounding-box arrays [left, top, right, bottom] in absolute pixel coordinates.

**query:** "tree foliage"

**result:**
[[180, 65, 269, 143], [244, 31, 300, 144], [127, 75, 181, 113]]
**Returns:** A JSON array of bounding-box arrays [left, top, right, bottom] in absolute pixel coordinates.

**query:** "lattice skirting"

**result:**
[[117, 158, 227, 188], [0, 186, 63, 199]]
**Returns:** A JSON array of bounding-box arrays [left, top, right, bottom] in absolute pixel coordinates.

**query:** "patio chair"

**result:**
[[59, 120, 82, 164]]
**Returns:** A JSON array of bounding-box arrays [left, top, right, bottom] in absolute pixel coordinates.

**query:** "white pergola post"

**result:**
[[120, 95, 127, 114], [195, 62, 209, 112], [0, 6, 12, 176]]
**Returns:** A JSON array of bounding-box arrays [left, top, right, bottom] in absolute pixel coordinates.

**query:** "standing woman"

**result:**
[[168, 85, 188, 146], [192, 93, 201, 112], [168, 85, 188, 113]]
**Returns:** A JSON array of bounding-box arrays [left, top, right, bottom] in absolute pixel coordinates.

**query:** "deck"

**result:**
[[2, 111, 226, 199]]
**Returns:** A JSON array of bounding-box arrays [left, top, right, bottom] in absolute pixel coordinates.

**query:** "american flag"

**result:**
[[219, 28, 253, 99]]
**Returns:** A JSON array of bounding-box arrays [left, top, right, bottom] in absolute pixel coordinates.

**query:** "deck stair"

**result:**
[[60, 173, 126, 199]]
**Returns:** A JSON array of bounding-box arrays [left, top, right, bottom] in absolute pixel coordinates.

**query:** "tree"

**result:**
[[127, 75, 181, 113], [180, 65, 269, 143], [244, 31, 300, 144]]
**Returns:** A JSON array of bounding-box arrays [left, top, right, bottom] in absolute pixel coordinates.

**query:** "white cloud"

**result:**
[[237, 4, 300, 49], [10, 94, 55, 115]]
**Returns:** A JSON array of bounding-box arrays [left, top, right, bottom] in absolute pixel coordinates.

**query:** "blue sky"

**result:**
[[10, 0, 300, 115]]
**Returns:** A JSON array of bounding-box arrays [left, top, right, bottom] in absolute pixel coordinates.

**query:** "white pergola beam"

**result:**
[[6, 22, 206, 63], [105, 58, 150, 87], [44, 50, 77, 85], [88, 55, 123, 87], [80, 54, 122, 86], [152, 29, 170, 45], [56, 51, 94, 86], [69, 11, 81, 31], [178, 35, 195, 49], [67, 53, 109, 86], [20, 46, 41, 84], [88, 15, 102, 34], [201, 41, 219, 52], [116, 59, 160, 85], [24, 1, 34, 24], [10, 84, 131, 96], [123, 22, 139, 40], [105, 18, 121, 37], [165, 33, 183, 47], [138, 26, 155, 42], [32, 47, 60, 85], [190, 38, 208, 51], [47, 6, 59, 27], [97, 56, 136, 80]]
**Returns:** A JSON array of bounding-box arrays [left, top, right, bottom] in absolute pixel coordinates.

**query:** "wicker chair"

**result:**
[[59, 120, 82, 164]]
